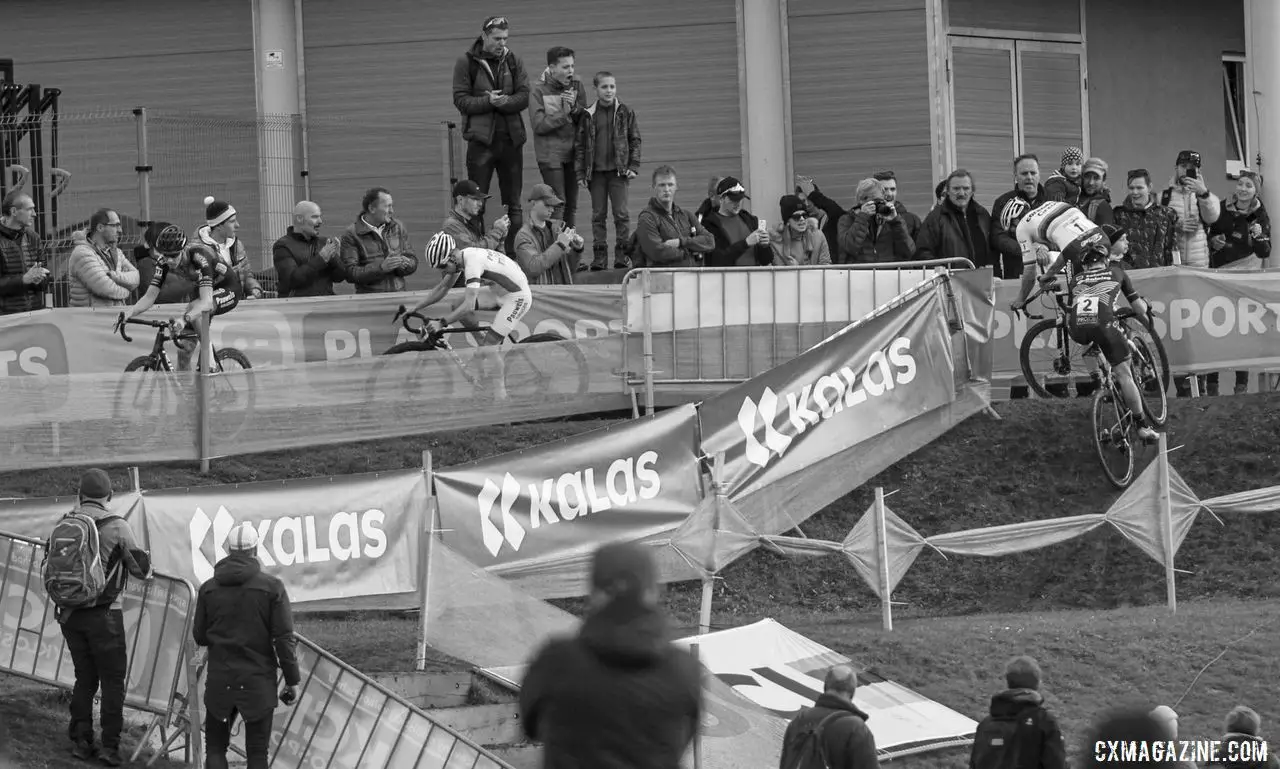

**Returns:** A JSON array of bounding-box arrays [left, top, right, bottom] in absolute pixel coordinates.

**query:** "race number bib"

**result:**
[[1073, 294, 1100, 323]]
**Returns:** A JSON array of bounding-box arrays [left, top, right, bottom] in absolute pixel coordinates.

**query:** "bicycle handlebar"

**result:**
[[115, 312, 183, 344], [392, 305, 493, 339]]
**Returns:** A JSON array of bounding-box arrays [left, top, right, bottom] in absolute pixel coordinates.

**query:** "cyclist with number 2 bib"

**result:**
[[120, 225, 239, 371], [1011, 201, 1159, 442]]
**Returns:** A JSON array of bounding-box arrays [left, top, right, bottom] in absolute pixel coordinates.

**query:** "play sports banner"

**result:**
[[674, 619, 978, 760], [990, 266, 1280, 379], [141, 469, 426, 609], [0, 284, 621, 376], [433, 404, 704, 598], [0, 492, 144, 542], [697, 279, 958, 531], [0, 530, 195, 716]]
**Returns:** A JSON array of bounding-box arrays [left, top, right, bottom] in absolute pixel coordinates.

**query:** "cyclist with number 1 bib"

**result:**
[[1011, 201, 1159, 442], [120, 225, 239, 371]]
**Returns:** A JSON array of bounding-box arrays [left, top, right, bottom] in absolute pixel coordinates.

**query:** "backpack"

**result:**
[[1160, 188, 1211, 231], [43, 511, 122, 611], [970, 706, 1045, 769], [783, 711, 850, 769]]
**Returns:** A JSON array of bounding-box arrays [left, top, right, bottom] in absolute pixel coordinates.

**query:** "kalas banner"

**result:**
[[433, 404, 703, 597], [697, 281, 958, 514], [141, 470, 426, 608], [0, 284, 622, 376]]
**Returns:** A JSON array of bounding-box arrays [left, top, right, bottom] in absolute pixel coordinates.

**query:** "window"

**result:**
[[1223, 54, 1249, 176]]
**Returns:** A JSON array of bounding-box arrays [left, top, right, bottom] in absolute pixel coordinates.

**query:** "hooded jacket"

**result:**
[[530, 69, 587, 165], [779, 692, 878, 769], [634, 198, 715, 268], [519, 598, 702, 769], [193, 552, 302, 722], [271, 226, 344, 297], [969, 689, 1067, 769], [195, 225, 262, 299], [1209, 195, 1271, 270], [575, 100, 642, 183], [0, 220, 46, 315], [339, 216, 418, 293], [452, 39, 530, 147], [1113, 196, 1179, 269]]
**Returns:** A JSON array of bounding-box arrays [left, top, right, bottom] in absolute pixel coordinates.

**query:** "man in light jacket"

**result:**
[[1161, 150, 1221, 268], [68, 208, 138, 307]]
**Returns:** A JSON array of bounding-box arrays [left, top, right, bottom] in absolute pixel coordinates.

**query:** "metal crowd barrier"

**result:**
[[619, 259, 975, 414], [0, 530, 196, 717]]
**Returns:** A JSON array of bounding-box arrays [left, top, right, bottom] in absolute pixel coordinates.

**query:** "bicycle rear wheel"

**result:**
[[206, 348, 256, 446], [504, 335, 591, 398], [1118, 310, 1171, 396], [109, 356, 170, 451], [1129, 336, 1168, 428], [1092, 386, 1136, 489], [1019, 318, 1097, 398]]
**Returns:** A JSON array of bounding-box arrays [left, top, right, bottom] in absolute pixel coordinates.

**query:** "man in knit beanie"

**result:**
[[1079, 157, 1116, 226], [1045, 146, 1085, 204], [195, 196, 263, 300], [969, 656, 1067, 769], [1217, 706, 1280, 769]]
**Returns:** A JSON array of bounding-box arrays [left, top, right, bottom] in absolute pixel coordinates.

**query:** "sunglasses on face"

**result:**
[[789, 212, 807, 221]]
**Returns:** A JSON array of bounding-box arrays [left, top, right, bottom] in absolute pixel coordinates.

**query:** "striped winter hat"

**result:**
[[204, 195, 237, 228]]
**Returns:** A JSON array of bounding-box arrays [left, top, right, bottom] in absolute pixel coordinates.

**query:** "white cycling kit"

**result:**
[[457, 247, 532, 338], [1016, 201, 1103, 270]]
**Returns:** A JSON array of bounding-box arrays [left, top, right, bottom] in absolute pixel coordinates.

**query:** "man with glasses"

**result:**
[[68, 208, 139, 307], [453, 15, 531, 256], [0, 191, 48, 315]]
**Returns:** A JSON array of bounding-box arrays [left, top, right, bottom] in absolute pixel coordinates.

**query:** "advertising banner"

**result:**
[[0, 284, 622, 376], [674, 619, 978, 760], [0, 531, 194, 715], [266, 637, 505, 769], [989, 267, 1280, 379], [433, 404, 703, 598], [697, 282, 958, 522], [0, 492, 144, 542], [142, 470, 426, 608]]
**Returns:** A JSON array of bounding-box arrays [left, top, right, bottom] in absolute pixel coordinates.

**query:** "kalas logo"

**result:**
[[737, 337, 918, 468], [476, 452, 662, 557], [189, 505, 388, 582]]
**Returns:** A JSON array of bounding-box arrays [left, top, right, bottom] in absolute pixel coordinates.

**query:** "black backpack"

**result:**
[[970, 706, 1045, 769], [783, 711, 849, 769]]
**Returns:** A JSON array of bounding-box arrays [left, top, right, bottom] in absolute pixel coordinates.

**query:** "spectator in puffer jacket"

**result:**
[[575, 71, 642, 271], [453, 16, 531, 255], [1078, 158, 1116, 227], [915, 169, 993, 266], [0, 191, 48, 315], [769, 194, 831, 266], [195, 197, 263, 300], [702, 176, 772, 267], [796, 176, 845, 257], [779, 665, 877, 769], [1044, 146, 1084, 204], [635, 166, 715, 268], [1161, 150, 1221, 268], [1207, 169, 1270, 395], [515, 183, 584, 284], [1213, 706, 1280, 769], [339, 187, 418, 293], [991, 154, 1048, 279], [969, 656, 1067, 769], [838, 177, 915, 264], [1113, 169, 1179, 269], [874, 170, 922, 241], [67, 208, 138, 307], [519, 542, 702, 769], [530, 46, 587, 227], [272, 201, 343, 298]]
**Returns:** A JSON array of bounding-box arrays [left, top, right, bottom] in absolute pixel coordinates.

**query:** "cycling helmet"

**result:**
[[424, 232, 456, 269], [154, 224, 188, 256]]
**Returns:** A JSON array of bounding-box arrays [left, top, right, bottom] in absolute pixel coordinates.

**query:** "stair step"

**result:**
[[431, 703, 525, 746], [484, 744, 542, 769], [367, 671, 472, 708]]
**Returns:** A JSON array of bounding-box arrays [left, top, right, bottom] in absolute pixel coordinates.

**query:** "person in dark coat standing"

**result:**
[[915, 169, 993, 266], [969, 656, 1067, 769], [194, 523, 302, 769], [779, 664, 878, 769], [519, 541, 703, 769], [272, 201, 344, 297]]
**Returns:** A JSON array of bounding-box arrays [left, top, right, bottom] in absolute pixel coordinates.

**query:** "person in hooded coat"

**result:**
[[519, 541, 703, 769], [969, 656, 1067, 769]]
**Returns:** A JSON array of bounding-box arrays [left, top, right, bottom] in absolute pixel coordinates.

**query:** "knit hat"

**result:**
[[1225, 706, 1262, 736], [78, 468, 113, 501], [225, 522, 260, 552], [1005, 655, 1041, 690], [203, 196, 236, 228], [1082, 157, 1109, 178], [1101, 223, 1124, 244], [1061, 146, 1084, 166], [779, 194, 807, 221], [590, 541, 657, 602]]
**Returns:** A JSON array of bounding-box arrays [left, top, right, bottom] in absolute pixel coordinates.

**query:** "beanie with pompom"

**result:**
[[203, 195, 236, 228]]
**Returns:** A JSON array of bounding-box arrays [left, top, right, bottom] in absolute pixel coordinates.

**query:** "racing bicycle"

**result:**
[[1018, 281, 1170, 401], [1019, 286, 1168, 489], [109, 313, 256, 448], [365, 305, 591, 405]]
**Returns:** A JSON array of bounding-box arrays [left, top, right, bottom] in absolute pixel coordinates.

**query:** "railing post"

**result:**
[[641, 270, 656, 416], [197, 311, 212, 474], [133, 107, 151, 226]]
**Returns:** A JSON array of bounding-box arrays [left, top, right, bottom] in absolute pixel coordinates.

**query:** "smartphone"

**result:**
[[758, 219, 767, 231], [1186, 167, 1199, 180]]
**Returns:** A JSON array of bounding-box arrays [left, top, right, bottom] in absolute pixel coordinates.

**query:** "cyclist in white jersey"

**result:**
[[410, 232, 533, 346], [1011, 200, 1105, 308]]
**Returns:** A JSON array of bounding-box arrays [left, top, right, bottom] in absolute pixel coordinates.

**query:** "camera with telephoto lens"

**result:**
[[875, 201, 894, 216]]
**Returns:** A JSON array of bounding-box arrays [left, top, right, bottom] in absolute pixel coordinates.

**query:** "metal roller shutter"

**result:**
[[949, 40, 1017, 206], [787, 0, 934, 219], [948, 0, 1081, 36], [301, 0, 741, 287]]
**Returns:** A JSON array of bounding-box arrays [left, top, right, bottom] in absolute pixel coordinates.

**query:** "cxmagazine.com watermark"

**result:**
[[1096, 740, 1269, 764]]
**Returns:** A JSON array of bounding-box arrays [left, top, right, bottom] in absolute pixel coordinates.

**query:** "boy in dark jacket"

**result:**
[[576, 71, 642, 271], [520, 542, 702, 769], [194, 523, 301, 769], [779, 664, 879, 769], [970, 656, 1066, 769], [702, 177, 772, 267]]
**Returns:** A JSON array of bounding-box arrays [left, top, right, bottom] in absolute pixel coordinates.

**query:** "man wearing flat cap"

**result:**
[[194, 522, 301, 769], [519, 541, 703, 768]]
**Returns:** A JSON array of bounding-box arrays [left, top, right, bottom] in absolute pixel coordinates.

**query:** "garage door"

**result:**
[[301, 0, 742, 288], [787, 0, 934, 220], [2, 0, 259, 254]]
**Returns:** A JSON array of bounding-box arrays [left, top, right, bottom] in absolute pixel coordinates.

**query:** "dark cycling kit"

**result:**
[[1065, 256, 1140, 365], [150, 243, 240, 316]]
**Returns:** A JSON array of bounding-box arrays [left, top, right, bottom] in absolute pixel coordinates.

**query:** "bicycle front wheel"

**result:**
[[505, 336, 591, 398], [1129, 336, 1168, 428], [1019, 318, 1096, 398], [206, 348, 256, 445], [109, 356, 169, 451], [1092, 386, 1136, 489]]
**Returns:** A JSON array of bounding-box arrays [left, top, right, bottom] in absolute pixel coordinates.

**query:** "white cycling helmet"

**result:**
[[425, 232, 456, 269]]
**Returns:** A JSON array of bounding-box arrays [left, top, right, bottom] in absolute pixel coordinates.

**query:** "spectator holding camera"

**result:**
[[703, 177, 772, 267], [770, 195, 831, 266], [515, 183, 585, 284], [873, 170, 922, 240], [838, 177, 916, 263], [1160, 150, 1221, 268], [0, 191, 49, 315]]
